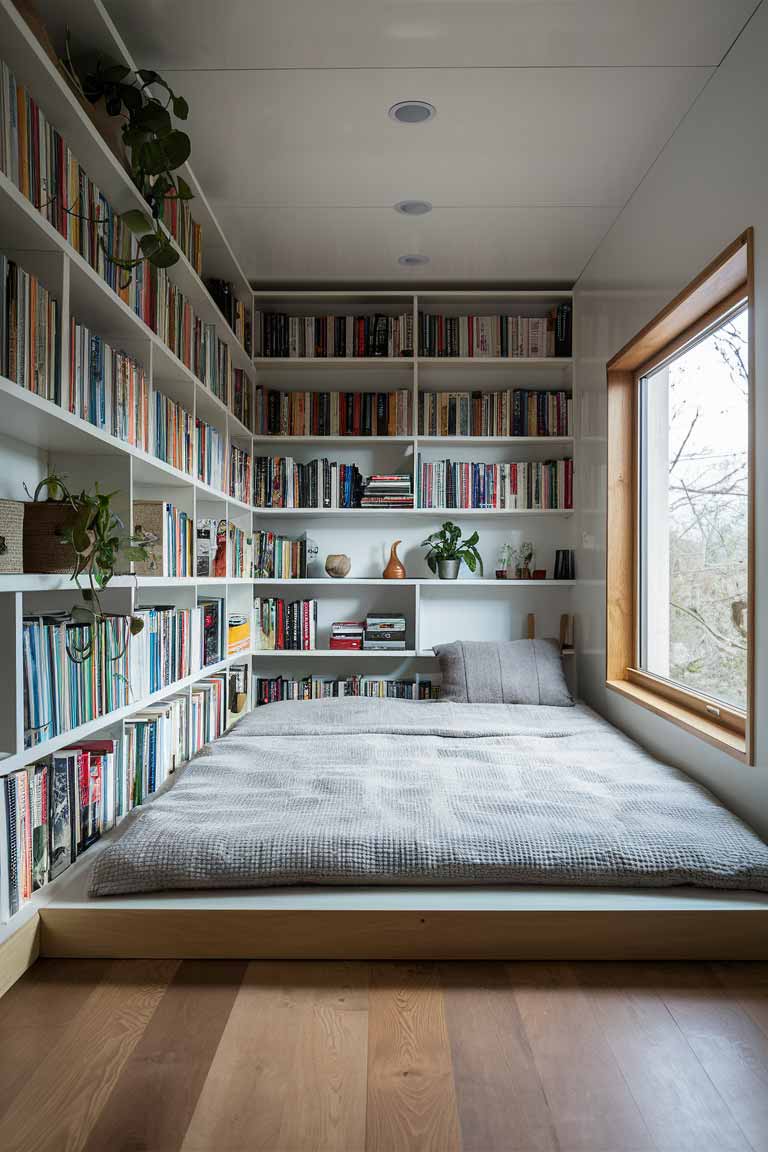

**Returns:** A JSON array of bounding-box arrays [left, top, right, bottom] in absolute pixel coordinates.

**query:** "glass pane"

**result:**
[[639, 306, 748, 710]]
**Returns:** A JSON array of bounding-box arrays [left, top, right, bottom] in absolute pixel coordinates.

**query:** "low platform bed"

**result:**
[[90, 698, 768, 898]]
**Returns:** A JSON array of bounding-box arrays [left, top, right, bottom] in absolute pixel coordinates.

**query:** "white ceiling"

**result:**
[[104, 0, 757, 286]]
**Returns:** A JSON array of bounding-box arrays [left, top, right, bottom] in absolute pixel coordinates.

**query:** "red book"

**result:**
[[329, 638, 362, 650]]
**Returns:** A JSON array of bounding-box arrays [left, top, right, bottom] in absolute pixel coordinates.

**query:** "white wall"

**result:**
[[574, 0, 768, 835]]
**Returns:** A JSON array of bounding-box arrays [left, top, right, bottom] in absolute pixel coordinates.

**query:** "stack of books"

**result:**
[[419, 458, 573, 510], [254, 312, 414, 358], [418, 389, 573, 438], [360, 475, 414, 508], [0, 256, 61, 401], [154, 390, 193, 473], [254, 457, 364, 509], [363, 615, 407, 651], [255, 388, 412, 437], [418, 305, 572, 358], [329, 621, 364, 651], [253, 597, 318, 650]]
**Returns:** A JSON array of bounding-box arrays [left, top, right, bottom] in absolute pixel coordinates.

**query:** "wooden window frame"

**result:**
[[606, 229, 755, 764]]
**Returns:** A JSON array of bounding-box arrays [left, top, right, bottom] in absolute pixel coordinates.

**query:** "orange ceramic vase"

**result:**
[[383, 540, 406, 579]]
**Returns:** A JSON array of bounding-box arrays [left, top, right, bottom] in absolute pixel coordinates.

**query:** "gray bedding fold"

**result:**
[[90, 698, 768, 895]]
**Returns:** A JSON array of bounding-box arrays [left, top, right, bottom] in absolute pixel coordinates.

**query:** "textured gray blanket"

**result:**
[[90, 698, 768, 895]]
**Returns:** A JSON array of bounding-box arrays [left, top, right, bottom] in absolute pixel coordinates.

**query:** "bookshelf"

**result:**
[[0, 0, 577, 930]]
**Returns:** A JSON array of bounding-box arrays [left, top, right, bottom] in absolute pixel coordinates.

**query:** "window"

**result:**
[[606, 231, 753, 762]]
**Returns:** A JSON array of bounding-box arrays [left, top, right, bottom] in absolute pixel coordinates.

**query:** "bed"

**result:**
[[89, 697, 768, 897]]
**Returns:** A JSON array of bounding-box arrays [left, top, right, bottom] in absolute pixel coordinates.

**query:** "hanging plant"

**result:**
[[60, 38, 193, 279], [25, 474, 154, 660]]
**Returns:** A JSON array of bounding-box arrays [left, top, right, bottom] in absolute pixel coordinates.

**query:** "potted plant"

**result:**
[[23, 474, 152, 652], [421, 521, 483, 580]]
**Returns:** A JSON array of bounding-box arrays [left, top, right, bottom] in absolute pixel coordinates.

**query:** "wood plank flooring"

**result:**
[[1, 960, 768, 1151]]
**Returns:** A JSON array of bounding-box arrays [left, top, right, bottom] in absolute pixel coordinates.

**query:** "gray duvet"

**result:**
[[90, 698, 768, 896]]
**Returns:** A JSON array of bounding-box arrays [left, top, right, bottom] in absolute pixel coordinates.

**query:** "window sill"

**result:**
[[605, 678, 749, 763]]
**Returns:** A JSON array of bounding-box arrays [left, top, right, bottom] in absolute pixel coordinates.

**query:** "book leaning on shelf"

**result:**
[[254, 456, 364, 509], [0, 255, 60, 400], [254, 312, 414, 358], [132, 501, 194, 578], [69, 318, 150, 450], [419, 306, 572, 358], [418, 458, 574, 510], [419, 389, 573, 438], [253, 597, 318, 651], [255, 388, 412, 437]]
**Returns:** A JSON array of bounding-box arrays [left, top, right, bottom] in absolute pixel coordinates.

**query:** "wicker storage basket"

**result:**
[[0, 500, 24, 574], [23, 501, 78, 574]]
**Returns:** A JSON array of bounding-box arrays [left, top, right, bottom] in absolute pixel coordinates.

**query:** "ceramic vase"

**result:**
[[383, 540, 406, 579], [325, 553, 351, 578]]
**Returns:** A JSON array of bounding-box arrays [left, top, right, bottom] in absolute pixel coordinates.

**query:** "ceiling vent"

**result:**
[[395, 200, 432, 216], [388, 100, 436, 124]]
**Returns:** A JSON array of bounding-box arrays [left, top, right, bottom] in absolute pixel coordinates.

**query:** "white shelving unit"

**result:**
[[0, 0, 576, 932]]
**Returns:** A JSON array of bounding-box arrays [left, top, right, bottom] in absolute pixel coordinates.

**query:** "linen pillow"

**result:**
[[434, 638, 573, 705]]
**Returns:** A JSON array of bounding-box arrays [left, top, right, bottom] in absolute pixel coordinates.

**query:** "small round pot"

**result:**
[[437, 558, 461, 580]]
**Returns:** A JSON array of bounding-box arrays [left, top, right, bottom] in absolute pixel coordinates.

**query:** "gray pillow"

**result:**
[[434, 638, 573, 706]]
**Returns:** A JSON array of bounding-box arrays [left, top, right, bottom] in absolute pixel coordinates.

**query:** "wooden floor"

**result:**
[[1, 960, 768, 1151]]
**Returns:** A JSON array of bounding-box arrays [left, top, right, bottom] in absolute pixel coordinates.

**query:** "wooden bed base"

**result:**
[[37, 905, 768, 961]]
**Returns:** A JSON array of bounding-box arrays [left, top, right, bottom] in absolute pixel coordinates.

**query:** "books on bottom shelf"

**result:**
[[191, 672, 228, 751], [253, 597, 318, 651], [254, 675, 436, 705], [0, 736, 120, 921]]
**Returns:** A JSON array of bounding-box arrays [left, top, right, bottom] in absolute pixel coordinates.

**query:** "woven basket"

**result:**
[[23, 501, 78, 574], [0, 500, 24, 574]]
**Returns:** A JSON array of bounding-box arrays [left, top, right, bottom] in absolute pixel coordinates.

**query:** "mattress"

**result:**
[[90, 698, 768, 896]]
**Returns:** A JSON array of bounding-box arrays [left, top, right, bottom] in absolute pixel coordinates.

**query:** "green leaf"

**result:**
[[463, 553, 477, 572], [139, 233, 163, 257], [134, 101, 172, 133], [119, 84, 142, 112], [464, 530, 479, 548], [175, 175, 194, 200], [142, 139, 170, 175], [149, 244, 180, 269], [137, 68, 161, 85], [161, 130, 191, 169], [101, 63, 132, 83], [121, 209, 153, 235], [172, 95, 189, 120], [426, 553, 437, 573]]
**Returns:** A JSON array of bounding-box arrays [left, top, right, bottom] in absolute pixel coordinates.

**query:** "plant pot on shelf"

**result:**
[[23, 501, 78, 574], [437, 558, 461, 580], [0, 500, 24, 574]]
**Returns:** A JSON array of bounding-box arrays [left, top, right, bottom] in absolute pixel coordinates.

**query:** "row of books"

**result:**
[[154, 389, 194, 473], [128, 600, 223, 699], [254, 530, 308, 579], [0, 62, 251, 426], [253, 597, 318, 651], [418, 389, 573, 438], [1, 739, 120, 919], [330, 615, 408, 651], [69, 318, 150, 451], [418, 458, 574, 510], [254, 456, 364, 510], [254, 312, 414, 358], [206, 279, 252, 354], [255, 387, 413, 438], [254, 676, 436, 705], [197, 417, 225, 490], [419, 306, 572, 358], [361, 474, 413, 509], [229, 443, 252, 504], [0, 256, 60, 400], [157, 195, 203, 275], [229, 523, 255, 580], [23, 615, 129, 748]]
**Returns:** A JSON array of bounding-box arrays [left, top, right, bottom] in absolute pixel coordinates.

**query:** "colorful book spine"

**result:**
[[229, 522, 255, 579], [253, 530, 307, 578], [154, 389, 193, 473], [191, 673, 227, 750], [132, 501, 194, 578], [418, 307, 572, 358], [196, 417, 225, 491], [253, 456, 364, 509], [127, 605, 203, 700], [0, 254, 60, 401], [69, 317, 150, 450], [254, 676, 436, 705], [252, 597, 317, 651], [157, 195, 202, 274], [229, 443, 252, 503], [418, 389, 573, 437]]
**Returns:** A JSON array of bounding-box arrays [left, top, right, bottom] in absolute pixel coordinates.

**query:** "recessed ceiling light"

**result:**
[[398, 253, 430, 267], [395, 200, 432, 216], [388, 100, 436, 124]]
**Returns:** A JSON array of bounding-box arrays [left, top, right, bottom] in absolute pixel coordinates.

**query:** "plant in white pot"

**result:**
[[421, 521, 483, 580]]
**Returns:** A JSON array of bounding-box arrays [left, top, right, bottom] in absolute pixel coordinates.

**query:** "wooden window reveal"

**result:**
[[605, 229, 754, 763]]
